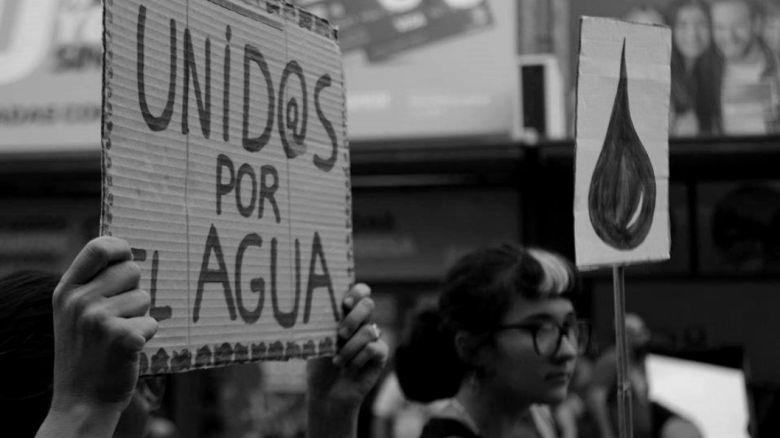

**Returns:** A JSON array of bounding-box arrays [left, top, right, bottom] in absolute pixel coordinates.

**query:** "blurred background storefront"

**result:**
[[3, 0, 780, 437]]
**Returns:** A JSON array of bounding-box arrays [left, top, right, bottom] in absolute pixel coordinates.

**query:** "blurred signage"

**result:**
[[0, 0, 102, 152], [299, 0, 494, 60], [646, 354, 750, 438], [295, 0, 518, 141]]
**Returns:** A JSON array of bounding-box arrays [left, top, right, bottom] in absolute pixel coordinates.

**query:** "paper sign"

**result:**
[[574, 17, 671, 269], [101, 0, 352, 374]]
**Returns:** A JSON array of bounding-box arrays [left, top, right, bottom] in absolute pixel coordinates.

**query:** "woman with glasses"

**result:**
[[395, 244, 587, 438]]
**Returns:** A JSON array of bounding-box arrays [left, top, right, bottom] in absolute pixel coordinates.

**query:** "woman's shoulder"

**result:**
[[420, 417, 480, 438], [420, 401, 480, 438]]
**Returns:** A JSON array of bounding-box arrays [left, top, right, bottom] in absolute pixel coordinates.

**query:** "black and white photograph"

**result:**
[[1, 1, 779, 438]]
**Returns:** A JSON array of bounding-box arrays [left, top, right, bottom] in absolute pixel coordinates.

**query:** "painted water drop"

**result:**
[[588, 39, 656, 250]]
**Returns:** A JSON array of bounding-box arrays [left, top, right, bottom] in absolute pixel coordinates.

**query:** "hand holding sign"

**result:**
[[307, 283, 389, 438], [307, 283, 388, 407], [103, 0, 352, 372], [39, 237, 158, 437]]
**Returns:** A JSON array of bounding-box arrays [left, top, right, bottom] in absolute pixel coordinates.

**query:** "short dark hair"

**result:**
[[0, 270, 60, 437], [395, 244, 579, 402]]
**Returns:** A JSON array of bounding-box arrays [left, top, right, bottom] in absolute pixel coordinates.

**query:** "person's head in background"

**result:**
[[0, 271, 163, 438], [762, 1, 780, 55], [624, 3, 666, 25], [711, 0, 762, 62], [669, 0, 714, 68], [395, 244, 586, 410], [624, 312, 652, 362]]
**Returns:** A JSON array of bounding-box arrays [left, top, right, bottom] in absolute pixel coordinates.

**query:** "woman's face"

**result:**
[[484, 296, 578, 406], [675, 5, 711, 61]]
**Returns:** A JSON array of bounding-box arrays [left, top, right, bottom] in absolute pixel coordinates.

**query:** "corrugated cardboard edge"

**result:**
[[571, 16, 584, 255], [341, 47, 355, 285], [100, 0, 349, 373], [100, 0, 115, 237], [139, 338, 337, 374]]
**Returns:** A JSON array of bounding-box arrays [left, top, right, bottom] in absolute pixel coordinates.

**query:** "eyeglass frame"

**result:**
[[492, 319, 590, 358]]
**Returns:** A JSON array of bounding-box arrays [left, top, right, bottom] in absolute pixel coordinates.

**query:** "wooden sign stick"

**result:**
[[612, 265, 633, 438]]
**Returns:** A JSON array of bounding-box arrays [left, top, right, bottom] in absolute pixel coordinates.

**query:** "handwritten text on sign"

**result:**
[[102, 0, 353, 374]]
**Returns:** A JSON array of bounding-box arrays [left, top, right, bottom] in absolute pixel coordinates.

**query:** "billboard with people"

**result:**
[[572, 0, 780, 138]]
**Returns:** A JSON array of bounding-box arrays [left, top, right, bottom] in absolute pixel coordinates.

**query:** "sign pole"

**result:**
[[612, 265, 633, 438]]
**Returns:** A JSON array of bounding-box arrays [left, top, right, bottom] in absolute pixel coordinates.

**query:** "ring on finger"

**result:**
[[368, 323, 382, 341]]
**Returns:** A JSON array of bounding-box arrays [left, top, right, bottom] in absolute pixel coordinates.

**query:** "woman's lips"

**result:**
[[544, 371, 571, 383]]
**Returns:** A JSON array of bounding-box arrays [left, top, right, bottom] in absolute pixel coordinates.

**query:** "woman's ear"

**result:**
[[454, 330, 491, 370]]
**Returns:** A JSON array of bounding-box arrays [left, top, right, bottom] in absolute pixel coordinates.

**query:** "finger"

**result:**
[[335, 322, 379, 366], [85, 260, 141, 299], [61, 237, 132, 286], [100, 316, 158, 358], [341, 283, 371, 314], [101, 289, 152, 318], [344, 340, 389, 374], [54, 261, 141, 313], [118, 316, 159, 348], [337, 296, 374, 344], [338, 284, 371, 349]]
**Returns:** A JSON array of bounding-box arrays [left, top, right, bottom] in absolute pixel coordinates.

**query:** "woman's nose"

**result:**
[[556, 333, 578, 359]]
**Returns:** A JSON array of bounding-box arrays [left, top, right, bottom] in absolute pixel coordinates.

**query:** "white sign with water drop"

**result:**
[[574, 17, 671, 269]]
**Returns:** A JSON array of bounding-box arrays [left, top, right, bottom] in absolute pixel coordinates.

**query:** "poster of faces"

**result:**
[[594, 0, 780, 137]]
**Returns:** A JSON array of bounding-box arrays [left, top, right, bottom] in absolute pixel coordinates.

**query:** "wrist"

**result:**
[[38, 399, 124, 437], [308, 390, 362, 411], [307, 396, 360, 438], [307, 395, 362, 420]]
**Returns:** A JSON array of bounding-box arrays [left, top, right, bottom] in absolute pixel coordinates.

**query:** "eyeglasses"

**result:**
[[494, 319, 590, 358]]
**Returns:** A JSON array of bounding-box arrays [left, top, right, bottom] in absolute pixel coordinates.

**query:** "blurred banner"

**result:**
[[0, 0, 101, 152], [1, 0, 568, 149], [294, 0, 521, 141], [9, 1, 776, 146]]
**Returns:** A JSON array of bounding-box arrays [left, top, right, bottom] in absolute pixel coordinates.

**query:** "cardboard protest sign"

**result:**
[[574, 17, 671, 269], [101, 0, 352, 374]]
